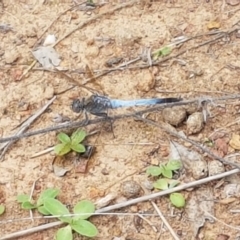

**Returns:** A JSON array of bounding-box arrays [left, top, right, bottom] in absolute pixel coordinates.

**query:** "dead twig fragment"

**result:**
[[0, 96, 56, 160], [53, 0, 138, 47], [1, 94, 240, 144], [135, 115, 240, 169], [151, 201, 180, 240]]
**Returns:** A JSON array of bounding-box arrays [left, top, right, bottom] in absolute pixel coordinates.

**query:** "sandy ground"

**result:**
[[1, 0, 240, 239]]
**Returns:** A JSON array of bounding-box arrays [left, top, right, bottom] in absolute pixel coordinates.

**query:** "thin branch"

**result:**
[[1, 94, 240, 143], [151, 201, 180, 240], [0, 96, 56, 160], [33, 1, 87, 48], [135, 115, 240, 169], [1, 168, 239, 240], [53, 0, 138, 47], [136, 213, 158, 232]]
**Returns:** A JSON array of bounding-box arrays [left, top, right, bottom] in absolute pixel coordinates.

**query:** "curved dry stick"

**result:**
[[1, 169, 239, 240]]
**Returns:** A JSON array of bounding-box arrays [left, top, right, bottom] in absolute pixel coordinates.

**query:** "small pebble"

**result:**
[[208, 160, 225, 176], [162, 106, 186, 126], [136, 71, 155, 92], [186, 112, 204, 134], [105, 57, 122, 67], [121, 180, 141, 199], [143, 180, 154, 190], [183, 103, 199, 115], [4, 50, 20, 64]]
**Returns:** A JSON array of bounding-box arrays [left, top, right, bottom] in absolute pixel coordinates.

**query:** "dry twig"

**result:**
[[151, 201, 180, 240], [0, 96, 56, 160], [1, 168, 239, 240], [1, 94, 240, 144]]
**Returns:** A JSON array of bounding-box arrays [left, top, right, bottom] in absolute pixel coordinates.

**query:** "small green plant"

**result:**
[[0, 204, 5, 215], [17, 189, 98, 239], [147, 160, 185, 208], [44, 198, 98, 239], [54, 129, 86, 156], [153, 46, 171, 59], [17, 188, 60, 214]]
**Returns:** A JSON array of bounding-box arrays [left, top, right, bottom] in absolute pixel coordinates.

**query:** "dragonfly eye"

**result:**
[[72, 99, 83, 113]]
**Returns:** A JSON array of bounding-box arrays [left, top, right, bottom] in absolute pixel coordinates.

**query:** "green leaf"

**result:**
[[168, 180, 180, 188], [17, 194, 29, 203], [153, 179, 169, 190], [160, 46, 171, 56], [54, 143, 71, 156], [73, 200, 95, 220], [71, 130, 86, 145], [57, 132, 71, 144], [161, 165, 173, 178], [37, 206, 51, 215], [0, 205, 5, 215], [167, 160, 182, 171], [146, 166, 162, 177], [21, 201, 36, 210], [170, 193, 185, 208], [71, 144, 86, 153], [154, 46, 171, 59], [56, 225, 73, 240], [44, 198, 71, 223], [70, 219, 98, 237], [37, 188, 60, 206], [203, 138, 214, 147]]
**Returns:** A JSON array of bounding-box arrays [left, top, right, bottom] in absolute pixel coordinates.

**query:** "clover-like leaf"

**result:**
[[71, 143, 86, 153], [17, 194, 29, 203], [73, 200, 95, 220], [161, 165, 173, 178], [54, 143, 71, 156], [167, 160, 182, 171], [57, 132, 71, 144], [70, 219, 98, 237], [71, 130, 86, 146], [44, 198, 71, 223], [22, 201, 36, 210], [153, 179, 169, 190], [146, 166, 162, 177], [0, 205, 5, 215], [56, 225, 73, 240], [170, 193, 185, 208], [37, 188, 60, 206], [38, 206, 51, 215]]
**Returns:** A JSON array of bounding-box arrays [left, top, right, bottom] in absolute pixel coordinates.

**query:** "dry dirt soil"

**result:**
[[1, 0, 240, 239]]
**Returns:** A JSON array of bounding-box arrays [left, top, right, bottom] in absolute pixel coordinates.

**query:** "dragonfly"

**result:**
[[72, 94, 182, 117]]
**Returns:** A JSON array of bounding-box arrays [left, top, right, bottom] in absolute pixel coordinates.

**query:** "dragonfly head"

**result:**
[[71, 98, 85, 113]]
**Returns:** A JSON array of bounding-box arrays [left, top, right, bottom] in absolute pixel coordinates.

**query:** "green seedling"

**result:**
[[44, 198, 98, 239], [54, 129, 86, 156], [17, 188, 60, 214], [146, 159, 182, 178], [0, 205, 5, 215], [153, 46, 171, 60], [17, 189, 98, 239], [147, 160, 185, 208]]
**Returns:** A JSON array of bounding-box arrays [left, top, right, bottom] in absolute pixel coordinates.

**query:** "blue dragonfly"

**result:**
[[72, 94, 181, 117]]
